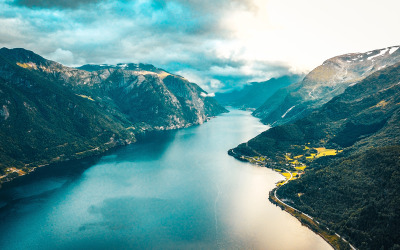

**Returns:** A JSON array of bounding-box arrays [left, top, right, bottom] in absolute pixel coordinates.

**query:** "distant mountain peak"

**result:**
[[0, 47, 51, 65], [0, 47, 227, 179], [77, 62, 168, 74], [214, 75, 304, 110], [254, 45, 400, 125]]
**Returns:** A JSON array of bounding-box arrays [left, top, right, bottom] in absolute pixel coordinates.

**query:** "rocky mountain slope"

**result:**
[[0, 48, 226, 182], [215, 74, 303, 110], [231, 62, 400, 249], [253, 45, 400, 126]]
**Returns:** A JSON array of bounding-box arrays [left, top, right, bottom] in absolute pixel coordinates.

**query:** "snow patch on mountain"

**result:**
[[368, 48, 389, 61], [389, 46, 399, 55], [281, 105, 295, 118], [378, 65, 387, 70]]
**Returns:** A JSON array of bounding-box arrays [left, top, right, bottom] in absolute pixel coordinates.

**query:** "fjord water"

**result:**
[[0, 110, 331, 250]]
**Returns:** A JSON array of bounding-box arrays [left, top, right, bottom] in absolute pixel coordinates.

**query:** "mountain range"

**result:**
[[2, 44, 400, 249], [231, 46, 400, 249], [214, 74, 303, 110], [253, 46, 400, 126], [0, 48, 227, 183]]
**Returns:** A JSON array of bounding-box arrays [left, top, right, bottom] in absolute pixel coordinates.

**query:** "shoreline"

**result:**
[[229, 149, 355, 250], [269, 187, 355, 250], [0, 140, 131, 189], [0, 115, 223, 189]]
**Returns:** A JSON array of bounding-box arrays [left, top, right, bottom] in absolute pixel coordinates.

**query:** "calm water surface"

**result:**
[[0, 109, 331, 249]]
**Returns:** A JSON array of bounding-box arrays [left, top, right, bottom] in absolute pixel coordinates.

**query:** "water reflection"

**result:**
[[0, 109, 331, 250]]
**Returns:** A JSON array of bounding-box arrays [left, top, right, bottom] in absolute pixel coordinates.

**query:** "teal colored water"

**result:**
[[0, 110, 331, 249]]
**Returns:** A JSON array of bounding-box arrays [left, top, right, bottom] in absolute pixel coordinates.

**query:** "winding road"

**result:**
[[230, 150, 357, 249], [273, 170, 356, 250]]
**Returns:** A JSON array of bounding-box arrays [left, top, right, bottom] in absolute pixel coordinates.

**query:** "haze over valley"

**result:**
[[1, 0, 400, 249]]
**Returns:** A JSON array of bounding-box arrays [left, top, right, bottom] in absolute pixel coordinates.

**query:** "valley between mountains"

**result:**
[[0, 48, 226, 183], [229, 45, 400, 249], [1, 45, 400, 250]]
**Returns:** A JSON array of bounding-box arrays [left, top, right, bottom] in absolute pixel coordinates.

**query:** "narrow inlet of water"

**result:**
[[0, 109, 331, 249]]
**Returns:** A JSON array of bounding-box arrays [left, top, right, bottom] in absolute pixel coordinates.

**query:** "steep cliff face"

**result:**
[[253, 46, 400, 125], [0, 48, 226, 180], [0, 48, 227, 130], [0, 51, 136, 176]]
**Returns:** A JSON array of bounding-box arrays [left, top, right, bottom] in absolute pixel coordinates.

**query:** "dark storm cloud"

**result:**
[[1, 0, 293, 92]]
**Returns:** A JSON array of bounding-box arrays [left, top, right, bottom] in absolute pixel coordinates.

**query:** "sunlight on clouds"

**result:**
[[219, 0, 400, 72], [48, 48, 76, 65], [212, 40, 244, 60], [175, 69, 225, 92], [210, 65, 241, 76], [1, 0, 399, 92], [0, 17, 27, 44], [210, 79, 223, 89], [175, 69, 210, 89]]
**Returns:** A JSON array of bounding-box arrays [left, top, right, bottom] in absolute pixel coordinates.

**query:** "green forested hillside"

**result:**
[[231, 63, 400, 249], [0, 55, 135, 178], [235, 62, 400, 159], [278, 146, 400, 249], [0, 48, 226, 183]]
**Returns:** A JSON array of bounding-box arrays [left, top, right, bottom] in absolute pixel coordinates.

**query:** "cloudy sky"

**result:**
[[0, 0, 399, 92]]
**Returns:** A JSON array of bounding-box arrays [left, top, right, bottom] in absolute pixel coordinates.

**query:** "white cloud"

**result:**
[[175, 69, 207, 85], [200, 92, 215, 97], [48, 48, 75, 65], [175, 69, 225, 92], [210, 79, 223, 89], [1, 0, 399, 92], [221, 0, 400, 71]]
